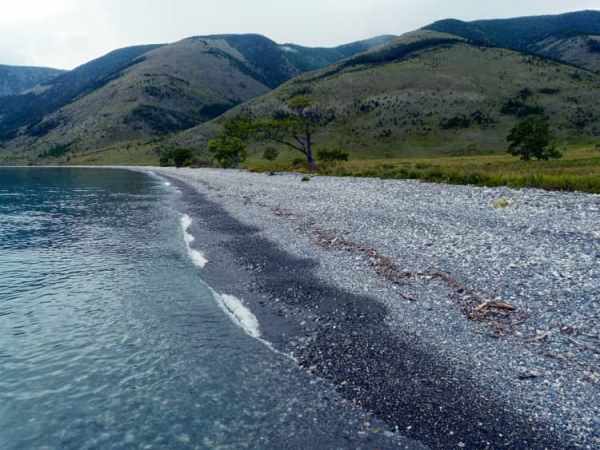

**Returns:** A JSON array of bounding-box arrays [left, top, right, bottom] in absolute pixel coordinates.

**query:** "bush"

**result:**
[[172, 148, 194, 168], [501, 99, 544, 117], [539, 87, 560, 95], [317, 148, 349, 162], [440, 115, 471, 129], [208, 136, 247, 168], [587, 39, 600, 53], [291, 158, 305, 167], [39, 143, 72, 159], [518, 88, 533, 100], [159, 150, 173, 167], [262, 147, 279, 161]]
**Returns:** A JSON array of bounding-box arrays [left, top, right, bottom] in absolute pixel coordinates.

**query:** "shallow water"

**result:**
[[0, 168, 403, 450]]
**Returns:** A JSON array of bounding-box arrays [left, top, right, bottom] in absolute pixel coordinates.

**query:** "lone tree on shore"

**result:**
[[214, 97, 334, 171], [507, 116, 562, 161], [255, 96, 334, 170]]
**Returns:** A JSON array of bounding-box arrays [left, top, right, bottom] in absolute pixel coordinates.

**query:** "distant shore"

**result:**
[[136, 167, 598, 449]]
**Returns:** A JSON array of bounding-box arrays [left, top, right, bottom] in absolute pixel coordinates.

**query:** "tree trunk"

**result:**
[[305, 131, 318, 171]]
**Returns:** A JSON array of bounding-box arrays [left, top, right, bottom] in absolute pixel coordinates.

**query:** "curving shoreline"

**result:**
[[141, 167, 599, 449]]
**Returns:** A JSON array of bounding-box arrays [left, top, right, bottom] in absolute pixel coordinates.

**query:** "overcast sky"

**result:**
[[1, 0, 597, 69]]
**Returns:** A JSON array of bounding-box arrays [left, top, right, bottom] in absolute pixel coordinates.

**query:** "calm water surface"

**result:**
[[0, 168, 400, 450]]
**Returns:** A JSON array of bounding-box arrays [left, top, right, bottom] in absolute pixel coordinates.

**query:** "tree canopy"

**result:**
[[507, 116, 562, 161], [212, 96, 334, 170]]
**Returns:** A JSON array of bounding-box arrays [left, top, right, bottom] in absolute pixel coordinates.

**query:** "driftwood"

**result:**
[[311, 227, 519, 330]]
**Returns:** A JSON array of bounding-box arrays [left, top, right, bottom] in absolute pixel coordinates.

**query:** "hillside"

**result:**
[[0, 65, 64, 97], [425, 10, 600, 72], [0, 44, 164, 140], [172, 30, 600, 158], [0, 34, 395, 161]]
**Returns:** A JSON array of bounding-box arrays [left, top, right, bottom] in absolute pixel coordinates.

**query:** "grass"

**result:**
[[245, 145, 600, 194]]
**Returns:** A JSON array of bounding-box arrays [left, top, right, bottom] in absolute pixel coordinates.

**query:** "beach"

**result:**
[[147, 167, 600, 449]]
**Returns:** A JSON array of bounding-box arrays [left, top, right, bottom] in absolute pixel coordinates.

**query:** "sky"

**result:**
[[1, 0, 598, 70]]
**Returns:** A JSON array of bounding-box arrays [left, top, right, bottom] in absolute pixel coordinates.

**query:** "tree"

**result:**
[[207, 116, 253, 168], [173, 148, 194, 168], [208, 135, 247, 168], [507, 116, 562, 161], [252, 96, 334, 170]]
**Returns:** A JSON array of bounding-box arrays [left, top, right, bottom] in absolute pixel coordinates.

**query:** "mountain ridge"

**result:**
[[1, 10, 599, 164], [0, 33, 396, 159], [425, 10, 600, 72], [0, 65, 64, 97]]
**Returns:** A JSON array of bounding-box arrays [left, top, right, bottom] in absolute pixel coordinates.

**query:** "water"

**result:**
[[0, 168, 400, 450]]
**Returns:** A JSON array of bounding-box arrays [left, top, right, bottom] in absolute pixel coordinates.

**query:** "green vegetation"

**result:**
[[507, 117, 562, 161], [158, 147, 194, 167], [173, 148, 193, 167], [195, 36, 600, 164], [216, 97, 334, 170], [588, 39, 600, 53], [317, 148, 349, 162], [208, 136, 247, 168], [245, 145, 600, 194], [262, 147, 279, 161], [38, 143, 72, 159]]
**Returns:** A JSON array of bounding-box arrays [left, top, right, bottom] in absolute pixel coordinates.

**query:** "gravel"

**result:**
[[149, 168, 599, 448]]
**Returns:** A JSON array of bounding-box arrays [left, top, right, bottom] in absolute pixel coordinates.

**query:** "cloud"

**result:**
[[0, 0, 597, 69]]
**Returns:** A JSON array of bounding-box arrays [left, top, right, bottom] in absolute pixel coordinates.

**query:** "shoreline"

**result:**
[[149, 167, 599, 449]]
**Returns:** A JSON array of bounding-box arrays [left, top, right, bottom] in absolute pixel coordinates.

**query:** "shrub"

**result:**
[[172, 148, 194, 168], [501, 99, 544, 118], [38, 143, 73, 159], [262, 147, 279, 161], [440, 115, 471, 129], [539, 87, 560, 95], [317, 148, 349, 162], [159, 152, 172, 167], [518, 88, 533, 100], [588, 39, 600, 53], [208, 136, 247, 168]]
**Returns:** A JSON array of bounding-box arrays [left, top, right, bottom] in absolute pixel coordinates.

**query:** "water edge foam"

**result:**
[[180, 214, 208, 269]]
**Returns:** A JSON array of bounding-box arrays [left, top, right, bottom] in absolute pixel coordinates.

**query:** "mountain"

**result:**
[[0, 65, 64, 97], [0, 34, 395, 160], [425, 10, 600, 72], [3, 11, 600, 164], [172, 30, 600, 158]]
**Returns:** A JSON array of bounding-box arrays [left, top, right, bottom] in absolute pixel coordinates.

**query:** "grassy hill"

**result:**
[[170, 30, 600, 160], [0, 34, 395, 162], [425, 10, 600, 72], [0, 65, 64, 97], [3, 10, 600, 169]]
